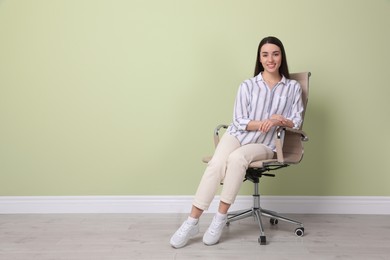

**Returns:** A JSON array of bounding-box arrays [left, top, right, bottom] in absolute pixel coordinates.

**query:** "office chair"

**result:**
[[203, 72, 311, 245]]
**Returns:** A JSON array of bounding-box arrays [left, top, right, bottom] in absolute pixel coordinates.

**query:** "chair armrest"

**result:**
[[213, 124, 229, 148], [277, 127, 309, 142], [275, 127, 309, 164]]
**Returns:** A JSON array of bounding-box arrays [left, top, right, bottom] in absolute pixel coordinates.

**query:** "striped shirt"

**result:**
[[227, 73, 304, 151]]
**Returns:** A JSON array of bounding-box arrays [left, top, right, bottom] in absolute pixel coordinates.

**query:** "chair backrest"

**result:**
[[274, 72, 311, 164], [289, 72, 311, 129]]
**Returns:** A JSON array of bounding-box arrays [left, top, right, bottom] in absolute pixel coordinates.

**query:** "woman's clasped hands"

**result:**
[[258, 114, 288, 133]]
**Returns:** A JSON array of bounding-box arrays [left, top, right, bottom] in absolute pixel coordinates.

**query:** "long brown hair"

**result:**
[[254, 36, 290, 78]]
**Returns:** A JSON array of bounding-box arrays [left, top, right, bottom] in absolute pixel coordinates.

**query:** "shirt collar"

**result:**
[[256, 72, 287, 85]]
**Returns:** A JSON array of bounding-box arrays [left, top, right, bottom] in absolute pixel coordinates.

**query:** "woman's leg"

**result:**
[[202, 143, 274, 246], [219, 143, 274, 209], [192, 134, 240, 212], [189, 205, 203, 219], [170, 134, 240, 249]]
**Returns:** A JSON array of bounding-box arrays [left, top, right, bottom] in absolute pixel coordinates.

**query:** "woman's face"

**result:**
[[259, 43, 282, 74]]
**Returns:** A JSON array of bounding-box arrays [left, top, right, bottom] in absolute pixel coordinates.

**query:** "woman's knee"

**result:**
[[204, 159, 226, 179], [227, 151, 249, 167]]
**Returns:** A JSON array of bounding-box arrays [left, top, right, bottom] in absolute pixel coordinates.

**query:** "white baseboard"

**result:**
[[0, 195, 389, 214]]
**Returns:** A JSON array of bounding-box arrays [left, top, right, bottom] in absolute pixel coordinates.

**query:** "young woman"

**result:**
[[170, 36, 304, 248]]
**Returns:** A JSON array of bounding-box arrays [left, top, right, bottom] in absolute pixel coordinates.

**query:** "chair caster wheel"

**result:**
[[295, 227, 304, 237], [226, 222, 230, 227], [258, 235, 266, 245], [270, 218, 278, 225]]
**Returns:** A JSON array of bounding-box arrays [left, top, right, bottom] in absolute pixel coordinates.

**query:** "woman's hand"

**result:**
[[246, 115, 294, 132], [270, 114, 288, 124], [258, 119, 280, 133], [270, 114, 294, 128]]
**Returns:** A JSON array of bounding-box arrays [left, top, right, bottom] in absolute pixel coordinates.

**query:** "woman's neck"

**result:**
[[262, 71, 281, 82], [262, 71, 281, 88]]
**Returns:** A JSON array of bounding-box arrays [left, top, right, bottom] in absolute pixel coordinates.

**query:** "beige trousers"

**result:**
[[193, 133, 274, 210]]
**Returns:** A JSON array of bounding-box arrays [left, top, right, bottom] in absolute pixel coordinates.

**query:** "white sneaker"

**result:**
[[170, 220, 199, 248], [203, 215, 227, 246]]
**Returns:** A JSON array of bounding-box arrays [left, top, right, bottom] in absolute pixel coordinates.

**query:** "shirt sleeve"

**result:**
[[232, 82, 251, 131]]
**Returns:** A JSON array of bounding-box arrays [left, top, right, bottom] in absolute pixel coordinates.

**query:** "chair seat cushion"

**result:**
[[202, 156, 278, 168]]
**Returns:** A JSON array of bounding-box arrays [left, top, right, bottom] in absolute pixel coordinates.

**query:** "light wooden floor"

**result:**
[[0, 213, 389, 260]]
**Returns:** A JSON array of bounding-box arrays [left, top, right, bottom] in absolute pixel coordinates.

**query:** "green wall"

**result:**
[[1, 0, 389, 196]]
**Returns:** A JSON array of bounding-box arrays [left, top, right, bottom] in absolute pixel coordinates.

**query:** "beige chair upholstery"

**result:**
[[203, 72, 311, 245]]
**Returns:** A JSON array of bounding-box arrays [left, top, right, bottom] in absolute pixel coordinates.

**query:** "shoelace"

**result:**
[[178, 222, 193, 236], [209, 218, 226, 235]]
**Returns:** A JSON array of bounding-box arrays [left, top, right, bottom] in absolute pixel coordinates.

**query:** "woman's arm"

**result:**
[[246, 115, 294, 133]]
